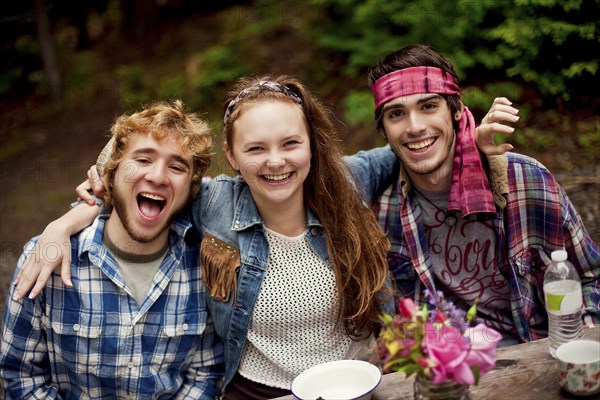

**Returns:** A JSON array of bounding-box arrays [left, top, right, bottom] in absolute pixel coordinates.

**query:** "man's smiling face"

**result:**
[[110, 132, 193, 245], [381, 93, 457, 185]]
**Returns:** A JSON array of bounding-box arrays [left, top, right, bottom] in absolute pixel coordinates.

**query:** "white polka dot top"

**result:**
[[237, 227, 366, 389]]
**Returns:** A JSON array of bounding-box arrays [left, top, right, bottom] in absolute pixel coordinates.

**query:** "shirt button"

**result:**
[[310, 227, 319, 236], [128, 362, 134, 369], [73, 324, 80, 331], [182, 323, 189, 331]]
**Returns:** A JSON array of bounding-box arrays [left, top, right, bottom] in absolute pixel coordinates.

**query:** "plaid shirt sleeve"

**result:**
[[506, 154, 600, 339], [0, 238, 60, 399], [560, 184, 600, 327]]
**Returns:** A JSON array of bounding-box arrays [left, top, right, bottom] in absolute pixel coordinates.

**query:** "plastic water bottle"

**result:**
[[543, 249, 583, 357]]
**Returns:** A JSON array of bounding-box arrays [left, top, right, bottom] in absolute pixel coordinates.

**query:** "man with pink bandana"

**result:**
[[369, 44, 600, 346]]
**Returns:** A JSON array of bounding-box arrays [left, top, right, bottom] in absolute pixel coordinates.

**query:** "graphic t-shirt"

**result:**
[[414, 188, 515, 336]]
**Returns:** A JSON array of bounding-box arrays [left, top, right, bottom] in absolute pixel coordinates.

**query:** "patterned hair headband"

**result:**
[[371, 66, 460, 113], [223, 80, 303, 125]]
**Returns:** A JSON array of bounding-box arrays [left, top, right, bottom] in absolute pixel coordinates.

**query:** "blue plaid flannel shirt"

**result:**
[[0, 212, 224, 399]]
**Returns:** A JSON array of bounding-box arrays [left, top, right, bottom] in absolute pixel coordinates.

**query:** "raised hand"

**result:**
[[476, 97, 519, 156]]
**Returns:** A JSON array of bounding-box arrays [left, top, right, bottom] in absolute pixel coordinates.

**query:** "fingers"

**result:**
[[15, 253, 69, 300], [497, 143, 514, 154], [60, 250, 73, 288], [89, 166, 107, 197], [13, 250, 43, 300], [13, 248, 38, 300], [76, 180, 94, 204], [13, 229, 71, 300], [479, 121, 516, 136], [28, 267, 55, 300], [487, 109, 519, 124], [492, 97, 513, 106], [481, 143, 514, 156], [484, 101, 520, 125]]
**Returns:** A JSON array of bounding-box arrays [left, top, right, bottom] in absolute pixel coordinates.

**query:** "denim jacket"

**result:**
[[188, 146, 399, 391]]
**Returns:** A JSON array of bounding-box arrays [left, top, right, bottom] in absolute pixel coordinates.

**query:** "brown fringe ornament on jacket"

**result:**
[[200, 234, 241, 304]]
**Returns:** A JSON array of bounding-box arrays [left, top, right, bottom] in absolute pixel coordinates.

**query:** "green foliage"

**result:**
[[191, 45, 251, 88], [462, 82, 524, 115], [513, 127, 557, 149], [0, 69, 19, 95], [3, 0, 597, 162], [61, 51, 104, 106], [308, 0, 599, 114], [157, 76, 187, 101], [187, 44, 251, 113], [342, 91, 375, 126], [307, 0, 526, 128], [490, 0, 600, 101], [117, 65, 152, 110], [308, 0, 509, 77], [576, 123, 600, 150]]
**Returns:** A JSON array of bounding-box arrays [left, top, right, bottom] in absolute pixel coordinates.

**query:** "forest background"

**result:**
[[1, 0, 599, 357]]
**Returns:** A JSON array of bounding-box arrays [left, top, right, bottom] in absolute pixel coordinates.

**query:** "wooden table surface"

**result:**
[[277, 326, 600, 400]]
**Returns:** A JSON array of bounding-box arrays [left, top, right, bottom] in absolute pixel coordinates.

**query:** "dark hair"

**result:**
[[367, 44, 463, 132]]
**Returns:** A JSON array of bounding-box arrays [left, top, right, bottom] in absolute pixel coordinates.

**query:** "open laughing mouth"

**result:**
[[405, 137, 436, 153], [137, 192, 166, 219]]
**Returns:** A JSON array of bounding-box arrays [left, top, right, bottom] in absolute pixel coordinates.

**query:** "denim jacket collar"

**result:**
[[230, 182, 324, 231]]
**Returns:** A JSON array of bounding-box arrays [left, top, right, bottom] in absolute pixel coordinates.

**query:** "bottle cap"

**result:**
[[551, 250, 568, 262]]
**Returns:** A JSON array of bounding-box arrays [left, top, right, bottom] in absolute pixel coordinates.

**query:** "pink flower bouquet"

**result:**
[[377, 290, 502, 386]]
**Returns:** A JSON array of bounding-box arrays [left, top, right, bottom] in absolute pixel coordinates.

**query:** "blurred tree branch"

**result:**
[[33, 0, 62, 105]]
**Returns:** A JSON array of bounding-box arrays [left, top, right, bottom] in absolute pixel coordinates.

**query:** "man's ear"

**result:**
[[454, 103, 465, 121], [223, 141, 239, 171]]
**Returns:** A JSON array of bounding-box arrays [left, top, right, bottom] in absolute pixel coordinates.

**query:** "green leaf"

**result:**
[[471, 365, 481, 385], [381, 312, 393, 325], [466, 299, 479, 323]]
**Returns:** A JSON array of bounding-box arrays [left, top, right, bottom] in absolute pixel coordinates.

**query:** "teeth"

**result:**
[[264, 173, 291, 182], [140, 193, 165, 201], [407, 138, 435, 151]]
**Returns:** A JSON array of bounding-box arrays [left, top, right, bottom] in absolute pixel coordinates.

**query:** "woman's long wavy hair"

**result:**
[[223, 75, 392, 339]]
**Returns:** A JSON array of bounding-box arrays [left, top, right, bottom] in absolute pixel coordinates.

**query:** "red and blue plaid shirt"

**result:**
[[373, 152, 600, 342]]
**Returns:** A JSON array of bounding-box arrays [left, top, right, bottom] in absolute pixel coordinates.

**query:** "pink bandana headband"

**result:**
[[371, 66, 460, 113], [371, 66, 495, 219]]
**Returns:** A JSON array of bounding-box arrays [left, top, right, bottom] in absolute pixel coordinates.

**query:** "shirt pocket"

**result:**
[[513, 248, 549, 278], [512, 249, 548, 314], [44, 310, 103, 375], [150, 309, 209, 373]]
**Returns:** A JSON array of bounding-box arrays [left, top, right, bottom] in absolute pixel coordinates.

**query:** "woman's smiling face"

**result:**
[[224, 100, 312, 211]]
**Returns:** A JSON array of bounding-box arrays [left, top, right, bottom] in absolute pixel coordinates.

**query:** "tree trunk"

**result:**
[[33, 0, 62, 105]]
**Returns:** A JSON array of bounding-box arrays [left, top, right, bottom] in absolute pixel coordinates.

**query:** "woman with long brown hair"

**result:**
[[200, 75, 395, 398]]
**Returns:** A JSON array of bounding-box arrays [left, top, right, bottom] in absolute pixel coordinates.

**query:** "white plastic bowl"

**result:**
[[291, 360, 382, 400]]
